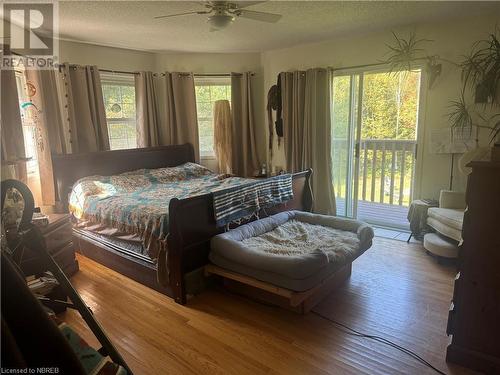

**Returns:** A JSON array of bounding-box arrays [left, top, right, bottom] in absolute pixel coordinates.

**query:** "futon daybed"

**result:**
[[208, 210, 373, 312]]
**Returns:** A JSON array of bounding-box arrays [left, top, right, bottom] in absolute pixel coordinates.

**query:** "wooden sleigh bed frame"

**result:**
[[52, 144, 313, 304]]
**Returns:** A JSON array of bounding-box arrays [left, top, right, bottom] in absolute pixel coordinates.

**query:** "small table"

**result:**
[[20, 214, 79, 277], [40, 214, 79, 277], [407, 199, 438, 242]]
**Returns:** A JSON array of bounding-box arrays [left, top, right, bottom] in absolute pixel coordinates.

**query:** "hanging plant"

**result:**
[[384, 29, 500, 144], [448, 94, 473, 131], [489, 113, 500, 141], [449, 26, 500, 144], [385, 32, 431, 71], [383, 31, 450, 89], [460, 27, 500, 105], [448, 92, 500, 145]]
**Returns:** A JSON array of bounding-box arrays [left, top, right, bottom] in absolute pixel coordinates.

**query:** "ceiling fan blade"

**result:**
[[237, 9, 281, 23], [154, 11, 209, 19], [234, 1, 267, 9]]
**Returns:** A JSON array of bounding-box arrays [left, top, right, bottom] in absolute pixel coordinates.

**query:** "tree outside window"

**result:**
[[101, 73, 137, 150], [195, 77, 231, 158]]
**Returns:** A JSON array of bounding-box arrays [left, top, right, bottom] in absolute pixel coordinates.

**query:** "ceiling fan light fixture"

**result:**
[[207, 14, 234, 30]]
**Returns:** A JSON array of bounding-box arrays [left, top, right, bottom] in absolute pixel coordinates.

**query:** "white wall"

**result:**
[[59, 40, 156, 71], [154, 52, 261, 74], [261, 14, 498, 200]]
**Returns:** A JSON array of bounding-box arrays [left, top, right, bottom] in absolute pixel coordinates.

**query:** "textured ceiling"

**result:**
[[57, 1, 500, 53]]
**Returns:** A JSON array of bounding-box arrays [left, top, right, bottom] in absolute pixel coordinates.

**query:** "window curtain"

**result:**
[[213, 99, 233, 174], [36, 69, 69, 155], [24, 69, 58, 206], [159, 72, 200, 162], [280, 68, 336, 215], [59, 64, 109, 153], [231, 72, 259, 177], [1, 69, 27, 182], [135, 71, 166, 147], [281, 71, 306, 173]]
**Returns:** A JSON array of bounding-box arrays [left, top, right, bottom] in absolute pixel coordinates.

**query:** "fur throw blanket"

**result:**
[[241, 219, 360, 263]]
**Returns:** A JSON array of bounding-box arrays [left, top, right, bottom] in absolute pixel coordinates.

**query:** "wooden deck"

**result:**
[[337, 198, 410, 230]]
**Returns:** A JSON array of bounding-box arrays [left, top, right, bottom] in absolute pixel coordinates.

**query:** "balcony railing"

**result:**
[[332, 138, 417, 208]]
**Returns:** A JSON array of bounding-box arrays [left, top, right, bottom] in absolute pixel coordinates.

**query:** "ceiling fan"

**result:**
[[154, 1, 282, 31]]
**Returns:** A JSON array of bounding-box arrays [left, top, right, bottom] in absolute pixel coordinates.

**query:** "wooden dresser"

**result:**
[[446, 161, 500, 373]]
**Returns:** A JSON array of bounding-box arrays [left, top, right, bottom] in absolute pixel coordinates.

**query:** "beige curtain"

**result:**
[[1, 69, 27, 182], [231, 72, 259, 177], [156, 72, 199, 162], [281, 71, 306, 172], [213, 100, 232, 174], [60, 64, 109, 153], [24, 69, 58, 205], [280, 68, 336, 215], [35, 70, 68, 154], [135, 71, 166, 147]]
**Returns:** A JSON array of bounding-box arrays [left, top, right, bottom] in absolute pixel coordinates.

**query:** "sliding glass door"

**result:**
[[331, 68, 421, 229], [331, 74, 359, 218]]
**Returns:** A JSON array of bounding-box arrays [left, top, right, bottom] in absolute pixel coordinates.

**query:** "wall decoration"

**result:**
[[111, 103, 122, 113], [26, 81, 37, 97], [429, 126, 476, 155]]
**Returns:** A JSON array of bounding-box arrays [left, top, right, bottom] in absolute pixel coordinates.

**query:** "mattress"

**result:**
[[73, 221, 149, 258], [210, 211, 373, 291]]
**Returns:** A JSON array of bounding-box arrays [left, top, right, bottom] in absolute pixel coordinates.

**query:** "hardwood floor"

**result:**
[[63, 238, 479, 375]]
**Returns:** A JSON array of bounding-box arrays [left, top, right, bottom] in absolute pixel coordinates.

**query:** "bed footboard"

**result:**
[[167, 169, 313, 304]]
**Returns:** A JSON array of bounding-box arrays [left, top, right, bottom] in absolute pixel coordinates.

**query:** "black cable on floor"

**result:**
[[219, 287, 447, 374], [311, 310, 447, 375]]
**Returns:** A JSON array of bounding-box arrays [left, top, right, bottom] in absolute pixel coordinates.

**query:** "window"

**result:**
[[101, 73, 137, 150], [194, 77, 231, 158], [14, 67, 47, 204], [15, 69, 39, 178]]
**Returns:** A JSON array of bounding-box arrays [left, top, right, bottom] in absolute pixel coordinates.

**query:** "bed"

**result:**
[[52, 144, 313, 304]]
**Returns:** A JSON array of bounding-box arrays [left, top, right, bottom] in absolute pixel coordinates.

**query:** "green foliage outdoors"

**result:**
[[102, 83, 137, 150], [102, 84, 135, 119], [101, 81, 232, 152], [195, 84, 231, 155], [332, 71, 420, 207]]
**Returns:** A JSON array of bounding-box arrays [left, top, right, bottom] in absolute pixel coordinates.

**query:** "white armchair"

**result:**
[[423, 190, 465, 260], [438, 190, 467, 210], [427, 190, 465, 242]]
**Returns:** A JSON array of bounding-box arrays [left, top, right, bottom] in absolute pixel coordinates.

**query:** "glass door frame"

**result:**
[[331, 63, 426, 219]]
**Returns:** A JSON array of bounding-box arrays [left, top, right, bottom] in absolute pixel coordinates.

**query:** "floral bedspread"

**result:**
[[69, 163, 251, 260]]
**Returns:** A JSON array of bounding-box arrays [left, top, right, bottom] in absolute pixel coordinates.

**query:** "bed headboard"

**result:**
[[52, 143, 195, 211]]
